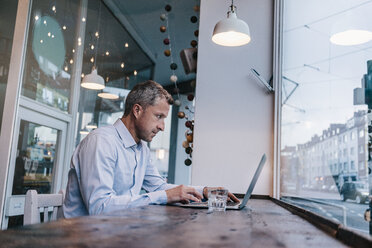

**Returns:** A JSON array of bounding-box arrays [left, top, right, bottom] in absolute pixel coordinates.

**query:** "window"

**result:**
[[0, 0, 18, 132], [350, 131, 355, 140], [350, 161, 355, 171], [343, 162, 348, 172], [359, 145, 364, 154], [359, 129, 364, 138], [280, 0, 370, 236]]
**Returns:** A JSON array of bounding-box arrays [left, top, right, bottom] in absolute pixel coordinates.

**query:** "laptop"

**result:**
[[179, 154, 267, 210]]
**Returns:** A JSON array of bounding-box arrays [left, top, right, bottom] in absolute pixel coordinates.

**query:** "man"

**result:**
[[63, 80, 238, 218]]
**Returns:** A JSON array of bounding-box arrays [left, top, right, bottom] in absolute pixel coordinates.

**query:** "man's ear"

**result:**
[[132, 104, 142, 119]]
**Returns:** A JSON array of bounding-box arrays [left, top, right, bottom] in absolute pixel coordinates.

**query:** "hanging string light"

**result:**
[[81, 1, 105, 90]]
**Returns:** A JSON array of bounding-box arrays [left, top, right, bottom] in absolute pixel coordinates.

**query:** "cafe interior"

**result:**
[[0, 0, 371, 247]]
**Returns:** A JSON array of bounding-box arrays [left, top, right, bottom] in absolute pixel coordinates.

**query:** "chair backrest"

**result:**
[[24, 189, 64, 225]]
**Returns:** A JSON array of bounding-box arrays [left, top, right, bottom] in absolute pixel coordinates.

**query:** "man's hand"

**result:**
[[166, 185, 203, 204], [203, 187, 240, 203]]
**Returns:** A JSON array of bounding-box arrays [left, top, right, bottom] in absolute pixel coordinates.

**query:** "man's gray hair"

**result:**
[[123, 80, 173, 117]]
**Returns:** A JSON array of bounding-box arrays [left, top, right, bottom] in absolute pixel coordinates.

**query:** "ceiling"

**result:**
[[104, 0, 200, 87]]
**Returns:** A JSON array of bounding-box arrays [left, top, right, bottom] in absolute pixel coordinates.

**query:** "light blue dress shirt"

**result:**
[[63, 119, 203, 218]]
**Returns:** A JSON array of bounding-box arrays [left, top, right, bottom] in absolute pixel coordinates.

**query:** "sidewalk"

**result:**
[[282, 189, 342, 200]]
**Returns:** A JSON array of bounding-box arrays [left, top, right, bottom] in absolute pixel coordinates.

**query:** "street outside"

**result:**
[[282, 190, 371, 235]]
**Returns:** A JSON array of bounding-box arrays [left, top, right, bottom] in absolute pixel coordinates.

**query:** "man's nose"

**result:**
[[158, 121, 165, 131]]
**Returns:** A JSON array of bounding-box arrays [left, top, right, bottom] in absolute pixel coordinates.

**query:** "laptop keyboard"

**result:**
[[227, 201, 239, 206]]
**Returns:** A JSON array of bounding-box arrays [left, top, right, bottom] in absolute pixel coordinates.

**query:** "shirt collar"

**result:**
[[113, 119, 138, 148]]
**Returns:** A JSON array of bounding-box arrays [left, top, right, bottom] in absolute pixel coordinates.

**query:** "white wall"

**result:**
[[192, 0, 274, 195]]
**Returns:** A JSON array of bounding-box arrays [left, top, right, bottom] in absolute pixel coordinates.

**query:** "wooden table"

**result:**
[[0, 199, 347, 248]]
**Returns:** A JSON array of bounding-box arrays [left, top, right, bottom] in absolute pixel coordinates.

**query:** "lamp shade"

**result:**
[[330, 29, 372, 46], [212, 12, 251, 47], [98, 92, 119, 99], [81, 68, 105, 90], [86, 121, 97, 129], [329, 14, 372, 46]]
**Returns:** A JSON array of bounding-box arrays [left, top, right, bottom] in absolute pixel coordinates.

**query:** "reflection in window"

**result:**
[[12, 120, 58, 195], [76, 0, 154, 145], [281, 0, 371, 235], [21, 0, 81, 112], [0, 0, 18, 131]]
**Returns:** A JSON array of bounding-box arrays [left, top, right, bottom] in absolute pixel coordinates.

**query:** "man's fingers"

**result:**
[[185, 187, 203, 200], [228, 192, 240, 202]]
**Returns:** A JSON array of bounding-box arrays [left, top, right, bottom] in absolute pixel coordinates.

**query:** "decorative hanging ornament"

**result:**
[[173, 87, 180, 94], [190, 16, 198, 23], [185, 147, 192, 154], [165, 5, 172, 12], [187, 94, 194, 101], [160, 13, 167, 21], [185, 121, 192, 128], [182, 140, 189, 148], [170, 74, 178, 83], [164, 49, 171, 57], [190, 40, 198, 47], [163, 38, 170, 45], [160, 26, 166, 32], [170, 63, 178, 70], [185, 159, 192, 166], [178, 111, 185, 119], [174, 99, 181, 106], [186, 133, 193, 143]]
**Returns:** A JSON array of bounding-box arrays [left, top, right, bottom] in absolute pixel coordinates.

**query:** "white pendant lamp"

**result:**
[[330, 29, 372, 46], [81, 1, 105, 90], [81, 67, 105, 90], [98, 92, 119, 99], [212, 0, 251, 47], [86, 121, 98, 129], [330, 14, 372, 46]]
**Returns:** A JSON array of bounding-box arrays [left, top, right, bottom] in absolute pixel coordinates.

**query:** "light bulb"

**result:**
[[121, 62, 125, 68], [125, 43, 129, 48], [134, 70, 137, 76]]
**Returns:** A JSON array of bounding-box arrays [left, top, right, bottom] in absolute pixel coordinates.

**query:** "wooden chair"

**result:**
[[23, 189, 64, 225]]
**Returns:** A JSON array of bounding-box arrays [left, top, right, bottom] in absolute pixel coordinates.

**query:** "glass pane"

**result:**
[[281, 0, 371, 235], [21, 0, 81, 113], [76, 0, 154, 145], [149, 106, 172, 178], [0, 0, 18, 132], [12, 120, 59, 195]]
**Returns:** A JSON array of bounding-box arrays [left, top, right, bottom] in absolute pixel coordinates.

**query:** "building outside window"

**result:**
[[280, 0, 371, 235]]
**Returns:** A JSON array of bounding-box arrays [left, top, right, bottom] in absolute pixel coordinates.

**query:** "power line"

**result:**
[[284, 0, 372, 33], [284, 44, 372, 71]]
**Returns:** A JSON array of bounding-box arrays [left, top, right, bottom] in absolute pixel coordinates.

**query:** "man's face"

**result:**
[[134, 97, 170, 142]]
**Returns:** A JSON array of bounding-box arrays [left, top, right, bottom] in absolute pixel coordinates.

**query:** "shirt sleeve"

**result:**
[[141, 158, 206, 203], [77, 134, 155, 215]]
